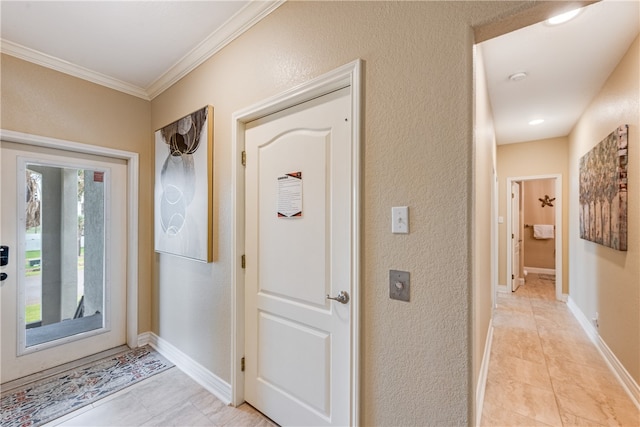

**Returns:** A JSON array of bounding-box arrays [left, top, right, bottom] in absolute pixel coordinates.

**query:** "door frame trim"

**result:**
[[230, 59, 362, 424], [510, 181, 522, 292], [0, 129, 139, 349], [505, 174, 562, 301]]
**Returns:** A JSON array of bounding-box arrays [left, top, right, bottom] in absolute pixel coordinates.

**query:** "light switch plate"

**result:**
[[389, 269, 410, 302], [392, 206, 409, 234]]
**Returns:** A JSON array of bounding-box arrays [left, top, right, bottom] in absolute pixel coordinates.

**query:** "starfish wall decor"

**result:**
[[539, 195, 555, 207]]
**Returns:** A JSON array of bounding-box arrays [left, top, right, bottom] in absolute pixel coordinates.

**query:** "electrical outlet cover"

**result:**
[[389, 269, 410, 302]]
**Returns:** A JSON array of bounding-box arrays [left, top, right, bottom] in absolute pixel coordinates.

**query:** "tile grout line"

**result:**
[[505, 278, 561, 426], [530, 277, 566, 427], [485, 275, 638, 426]]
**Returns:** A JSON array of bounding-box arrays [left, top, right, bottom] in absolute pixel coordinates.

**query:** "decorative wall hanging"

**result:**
[[154, 106, 214, 262], [538, 195, 555, 207], [579, 124, 628, 251]]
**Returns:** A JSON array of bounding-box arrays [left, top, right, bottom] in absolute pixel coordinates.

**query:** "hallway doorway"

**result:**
[[506, 175, 562, 302]]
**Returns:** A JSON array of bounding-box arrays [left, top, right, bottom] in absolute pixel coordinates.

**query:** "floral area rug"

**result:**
[[1, 345, 174, 427]]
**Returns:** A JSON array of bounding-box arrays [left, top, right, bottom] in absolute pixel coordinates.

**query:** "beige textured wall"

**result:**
[[2, 1, 575, 424], [497, 137, 569, 293], [568, 35, 639, 383], [523, 179, 556, 269], [150, 1, 535, 424], [473, 43, 496, 410], [0, 54, 153, 333]]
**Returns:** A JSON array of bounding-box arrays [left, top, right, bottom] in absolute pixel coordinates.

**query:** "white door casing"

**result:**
[[505, 175, 562, 300], [231, 60, 361, 426], [511, 182, 521, 292], [0, 131, 139, 383]]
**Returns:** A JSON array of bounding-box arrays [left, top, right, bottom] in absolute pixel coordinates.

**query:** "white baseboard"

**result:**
[[497, 284, 508, 293], [139, 332, 232, 405], [524, 267, 555, 275], [475, 321, 494, 427], [567, 298, 640, 411], [137, 331, 153, 347]]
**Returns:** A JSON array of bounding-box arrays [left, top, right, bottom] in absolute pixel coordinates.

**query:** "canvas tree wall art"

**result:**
[[154, 106, 214, 262], [579, 125, 628, 251]]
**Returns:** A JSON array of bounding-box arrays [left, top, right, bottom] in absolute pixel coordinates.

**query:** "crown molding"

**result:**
[[1, 0, 285, 101], [0, 39, 151, 100], [146, 0, 285, 99]]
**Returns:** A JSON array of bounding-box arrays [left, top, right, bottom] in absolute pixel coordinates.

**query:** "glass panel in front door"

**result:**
[[23, 164, 106, 348]]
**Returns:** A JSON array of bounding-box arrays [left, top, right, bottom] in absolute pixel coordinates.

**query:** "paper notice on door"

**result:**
[[277, 172, 302, 218]]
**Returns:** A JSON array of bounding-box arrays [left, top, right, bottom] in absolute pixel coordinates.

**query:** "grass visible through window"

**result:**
[[26, 303, 41, 324]]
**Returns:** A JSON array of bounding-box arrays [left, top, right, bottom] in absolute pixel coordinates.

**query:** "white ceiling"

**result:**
[[481, 0, 639, 144], [0, 1, 283, 99], [1, 1, 638, 144]]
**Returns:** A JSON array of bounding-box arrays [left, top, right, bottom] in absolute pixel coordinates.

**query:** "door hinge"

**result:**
[[512, 274, 514, 280], [241, 254, 246, 269], [512, 233, 514, 239], [512, 193, 514, 199], [241, 356, 245, 372], [241, 151, 246, 166]]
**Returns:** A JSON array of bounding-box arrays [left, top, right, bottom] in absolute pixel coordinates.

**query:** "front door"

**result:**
[[0, 141, 127, 383], [244, 87, 354, 426]]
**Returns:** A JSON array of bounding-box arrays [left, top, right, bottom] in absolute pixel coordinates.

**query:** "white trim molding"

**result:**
[[524, 266, 556, 275], [475, 321, 494, 427], [0, 129, 139, 350], [142, 333, 232, 404], [147, 1, 284, 99], [0, 39, 150, 99], [505, 174, 563, 301], [567, 298, 640, 410], [231, 59, 362, 423], [1, 1, 284, 100]]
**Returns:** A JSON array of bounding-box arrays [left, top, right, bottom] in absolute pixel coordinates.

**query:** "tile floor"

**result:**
[[45, 368, 275, 427], [18, 272, 640, 426], [480, 273, 640, 426]]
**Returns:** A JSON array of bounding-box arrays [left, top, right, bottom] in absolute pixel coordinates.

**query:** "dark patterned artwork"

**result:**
[[154, 106, 213, 262], [579, 125, 628, 251]]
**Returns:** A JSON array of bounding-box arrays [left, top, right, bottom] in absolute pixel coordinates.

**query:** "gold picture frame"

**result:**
[[154, 105, 214, 262]]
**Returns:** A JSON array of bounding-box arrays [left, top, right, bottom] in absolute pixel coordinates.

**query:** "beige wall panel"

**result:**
[[7, 0, 616, 423], [0, 54, 153, 333], [151, 1, 535, 424], [473, 43, 496, 416], [568, 35, 639, 383]]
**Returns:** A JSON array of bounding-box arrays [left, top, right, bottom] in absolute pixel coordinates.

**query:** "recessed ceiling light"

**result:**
[[547, 8, 582, 25], [509, 72, 528, 82], [529, 119, 545, 126]]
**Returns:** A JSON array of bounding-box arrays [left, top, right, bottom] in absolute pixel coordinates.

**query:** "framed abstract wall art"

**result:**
[[154, 105, 214, 262], [579, 124, 628, 251]]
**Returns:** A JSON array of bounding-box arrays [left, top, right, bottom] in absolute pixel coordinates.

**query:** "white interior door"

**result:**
[[1, 141, 127, 383], [244, 87, 353, 426], [511, 182, 521, 292]]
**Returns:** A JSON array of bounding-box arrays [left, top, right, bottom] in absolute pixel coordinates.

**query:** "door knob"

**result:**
[[326, 290, 350, 304]]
